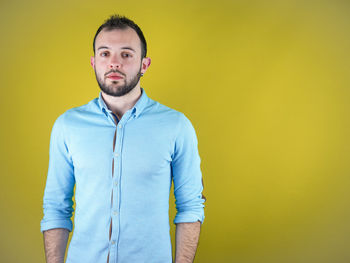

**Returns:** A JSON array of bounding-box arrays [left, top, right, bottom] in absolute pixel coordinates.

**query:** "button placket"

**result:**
[[109, 113, 132, 263], [108, 114, 119, 263]]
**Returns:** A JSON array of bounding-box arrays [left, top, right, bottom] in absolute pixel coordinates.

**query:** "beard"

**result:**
[[94, 66, 142, 97]]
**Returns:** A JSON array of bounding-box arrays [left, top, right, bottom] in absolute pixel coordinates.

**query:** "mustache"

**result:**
[[105, 69, 126, 77]]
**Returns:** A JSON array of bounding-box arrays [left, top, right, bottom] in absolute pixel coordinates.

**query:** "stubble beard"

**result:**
[[95, 67, 142, 97]]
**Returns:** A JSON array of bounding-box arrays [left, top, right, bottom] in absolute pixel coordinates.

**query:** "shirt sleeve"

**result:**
[[171, 113, 206, 224], [40, 114, 75, 232]]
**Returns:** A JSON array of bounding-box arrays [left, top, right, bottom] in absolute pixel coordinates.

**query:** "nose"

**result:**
[[109, 55, 121, 69]]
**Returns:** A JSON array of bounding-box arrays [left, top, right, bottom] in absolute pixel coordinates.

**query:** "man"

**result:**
[[41, 15, 206, 263]]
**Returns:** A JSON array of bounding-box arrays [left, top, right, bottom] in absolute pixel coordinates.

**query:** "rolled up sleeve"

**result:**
[[171, 113, 206, 224], [40, 114, 75, 232]]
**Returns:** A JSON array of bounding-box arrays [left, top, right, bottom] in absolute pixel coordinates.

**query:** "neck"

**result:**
[[101, 86, 142, 120]]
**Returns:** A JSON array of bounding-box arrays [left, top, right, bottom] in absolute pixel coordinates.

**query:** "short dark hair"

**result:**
[[93, 14, 147, 58]]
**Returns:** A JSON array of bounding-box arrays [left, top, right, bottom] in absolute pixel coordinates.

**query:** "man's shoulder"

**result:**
[[53, 98, 100, 126], [65, 98, 99, 116], [147, 99, 196, 136], [147, 99, 189, 124]]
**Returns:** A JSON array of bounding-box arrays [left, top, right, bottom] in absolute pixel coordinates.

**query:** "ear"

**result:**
[[90, 56, 95, 68], [141, 57, 151, 75]]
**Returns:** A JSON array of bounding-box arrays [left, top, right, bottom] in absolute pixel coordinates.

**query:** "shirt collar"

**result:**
[[98, 87, 149, 118]]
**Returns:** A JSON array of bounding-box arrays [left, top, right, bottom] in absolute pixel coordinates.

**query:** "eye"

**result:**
[[100, 51, 109, 57], [122, 52, 132, 58]]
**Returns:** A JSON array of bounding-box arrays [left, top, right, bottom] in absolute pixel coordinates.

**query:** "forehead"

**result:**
[[95, 27, 141, 53]]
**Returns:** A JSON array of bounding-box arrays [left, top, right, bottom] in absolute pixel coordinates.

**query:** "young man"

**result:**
[[41, 15, 206, 263]]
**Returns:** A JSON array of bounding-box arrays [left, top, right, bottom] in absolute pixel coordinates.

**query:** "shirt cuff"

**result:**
[[174, 212, 205, 224], [40, 219, 73, 233]]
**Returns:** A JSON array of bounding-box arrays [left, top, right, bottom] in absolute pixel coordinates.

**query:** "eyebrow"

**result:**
[[97, 46, 110, 50], [121, 47, 136, 52], [97, 46, 136, 52]]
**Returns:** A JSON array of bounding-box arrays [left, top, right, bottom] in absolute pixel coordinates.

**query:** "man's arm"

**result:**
[[171, 113, 206, 262], [175, 222, 201, 263], [41, 115, 75, 261], [43, 228, 70, 263]]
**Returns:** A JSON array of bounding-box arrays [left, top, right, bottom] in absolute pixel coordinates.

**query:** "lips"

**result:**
[[107, 73, 123, 80]]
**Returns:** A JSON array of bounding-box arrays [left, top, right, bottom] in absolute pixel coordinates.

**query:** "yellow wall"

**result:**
[[1, 0, 350, 262]]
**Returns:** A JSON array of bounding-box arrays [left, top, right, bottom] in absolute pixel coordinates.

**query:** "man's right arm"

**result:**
[[43, 228, 70, 263], [41, 115, 75, 262]]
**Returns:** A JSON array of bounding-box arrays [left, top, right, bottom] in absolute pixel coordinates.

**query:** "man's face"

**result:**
[[91, 27, 150, 97]]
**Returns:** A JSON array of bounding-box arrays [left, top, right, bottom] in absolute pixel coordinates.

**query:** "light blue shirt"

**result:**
[[40, 88, 205, 263]]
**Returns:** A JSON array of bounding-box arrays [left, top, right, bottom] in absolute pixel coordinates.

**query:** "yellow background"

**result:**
[[1, 0, 350, 262]]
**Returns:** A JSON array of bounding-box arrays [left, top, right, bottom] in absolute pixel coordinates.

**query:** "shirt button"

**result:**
[[114, 153, 119, 158], [118, 124, 122, 129], [111, 240, 116, 245], [114, 182, 118, 187], [113, 211, 118, 216]]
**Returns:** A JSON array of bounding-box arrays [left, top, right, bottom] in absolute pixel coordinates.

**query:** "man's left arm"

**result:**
[[171, 113, 206, 263], [175, 221, 201, 263]]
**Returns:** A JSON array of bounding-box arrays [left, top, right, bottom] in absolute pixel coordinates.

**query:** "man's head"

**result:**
[[91, 15, 151, 97], [93, 15, 147, 59]]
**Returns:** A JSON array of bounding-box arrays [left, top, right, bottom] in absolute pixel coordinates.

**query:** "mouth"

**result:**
[[106, 74, 123, 80]]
